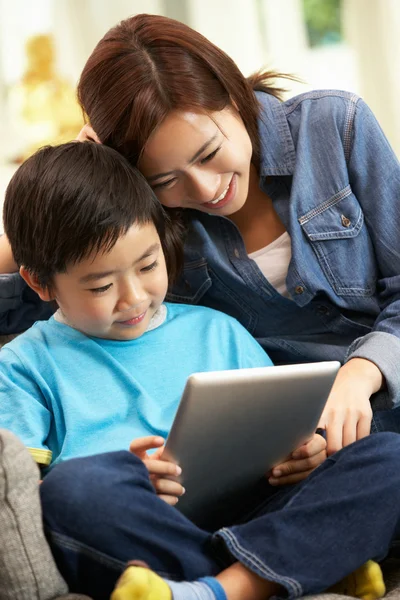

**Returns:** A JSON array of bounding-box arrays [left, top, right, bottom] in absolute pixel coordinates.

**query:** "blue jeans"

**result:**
[[40, 432, 400, 600]]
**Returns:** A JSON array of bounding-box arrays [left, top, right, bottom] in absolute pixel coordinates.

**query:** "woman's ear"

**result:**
[[19, 266, 54, 302]]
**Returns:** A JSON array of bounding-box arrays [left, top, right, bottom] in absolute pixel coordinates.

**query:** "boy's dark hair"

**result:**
[[4, 141, 183, 287]]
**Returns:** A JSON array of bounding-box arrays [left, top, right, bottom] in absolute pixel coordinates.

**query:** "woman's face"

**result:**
[[138, 107, 253, 217]]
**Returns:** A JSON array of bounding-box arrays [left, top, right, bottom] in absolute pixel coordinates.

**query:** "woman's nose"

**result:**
[[188, 170, 220, 204]]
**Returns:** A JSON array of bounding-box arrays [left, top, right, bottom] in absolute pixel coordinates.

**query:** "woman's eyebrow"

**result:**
[[147, 133, 218, 182], [188, 133, 218, 164]]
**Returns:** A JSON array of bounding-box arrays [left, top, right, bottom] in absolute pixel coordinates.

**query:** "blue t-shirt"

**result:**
[[0, 303, 272, 468]]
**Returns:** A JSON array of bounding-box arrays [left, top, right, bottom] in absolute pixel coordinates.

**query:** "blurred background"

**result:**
[[0, 0, 399, 226]]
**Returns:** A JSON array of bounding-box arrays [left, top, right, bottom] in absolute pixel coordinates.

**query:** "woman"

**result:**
[[1, 13, 400, 454], [76, 13, 400, 455]]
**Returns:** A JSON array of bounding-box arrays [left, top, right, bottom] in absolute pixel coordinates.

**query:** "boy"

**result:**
[[0, 141, 277, 474], [0, 142, 392, 600]]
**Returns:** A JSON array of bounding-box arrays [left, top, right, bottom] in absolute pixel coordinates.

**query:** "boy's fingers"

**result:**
[[292, 434, 326, 459], [152, 446, 165, 460], [158, 494, 179, 506], [269, 469, 313, 486], [145, 459, 181, 477], [153, 478, 185, 497], [272, 454, 324, 477], [129, 436, 164, 457]]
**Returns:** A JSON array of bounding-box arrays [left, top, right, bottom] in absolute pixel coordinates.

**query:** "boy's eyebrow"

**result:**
[[147, 133, 218, 182], [79, 242, 160, 284]]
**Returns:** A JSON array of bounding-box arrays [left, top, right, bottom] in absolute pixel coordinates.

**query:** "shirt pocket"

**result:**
[[299, 185, 378, 296]]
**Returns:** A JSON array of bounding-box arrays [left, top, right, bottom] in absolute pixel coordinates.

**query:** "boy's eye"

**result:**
[[89, 283, 112, 294], [200, 147, 220, 164], [141, 260, 158, 273]]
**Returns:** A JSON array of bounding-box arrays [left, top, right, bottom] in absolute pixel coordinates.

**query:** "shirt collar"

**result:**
[[53, 303, 168, 334], [256, 91, 296, 177]]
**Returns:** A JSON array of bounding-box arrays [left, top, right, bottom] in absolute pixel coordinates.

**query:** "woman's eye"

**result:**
[[201, 147, 220, 164], [89, 283, 112, 294], [153, 178, 176, 190], [141, 260, 158, 273]]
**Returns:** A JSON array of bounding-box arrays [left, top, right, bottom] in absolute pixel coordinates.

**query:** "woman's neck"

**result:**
[[228, 164, 286, 254]]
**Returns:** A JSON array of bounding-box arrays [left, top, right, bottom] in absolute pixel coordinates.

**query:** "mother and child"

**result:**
[[0, 11, 399, 600]]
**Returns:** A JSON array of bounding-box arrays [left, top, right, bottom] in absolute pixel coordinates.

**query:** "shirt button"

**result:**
[[341, 215, 351, 227], [317, 305, 329, 315], [234, 248, 240, 258], [295, 285, 304, 295]]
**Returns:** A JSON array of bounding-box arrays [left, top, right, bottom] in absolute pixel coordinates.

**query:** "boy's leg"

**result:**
[[40, 450, 222, 600], [0, 429, 69, 600], [214, 432, 400, 598], [41, 433, 400, 600]]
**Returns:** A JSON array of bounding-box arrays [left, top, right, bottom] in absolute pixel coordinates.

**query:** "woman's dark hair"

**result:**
[[3, 141, 181, 286], [77, 14, 292, 252], [78, 13, 288, 169]]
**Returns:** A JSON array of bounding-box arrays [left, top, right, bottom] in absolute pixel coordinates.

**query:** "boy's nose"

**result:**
[[117, 283, 147, 312]]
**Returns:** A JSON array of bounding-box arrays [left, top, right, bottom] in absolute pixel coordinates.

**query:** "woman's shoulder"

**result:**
[[257, 88, 361, 115]]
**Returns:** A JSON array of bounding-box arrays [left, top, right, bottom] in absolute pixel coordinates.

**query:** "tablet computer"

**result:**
[[162, 361, 340, 521]]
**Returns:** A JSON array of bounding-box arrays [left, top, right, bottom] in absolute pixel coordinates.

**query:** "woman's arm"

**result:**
[[319, 98, 400, 453], [318, 357, 383, 455]]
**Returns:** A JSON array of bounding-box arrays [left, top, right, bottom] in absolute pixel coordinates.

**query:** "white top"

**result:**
[[248, 232, 292, 298]]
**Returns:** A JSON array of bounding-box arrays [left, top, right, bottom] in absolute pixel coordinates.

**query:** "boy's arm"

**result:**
[[0, 348, 52, 465]]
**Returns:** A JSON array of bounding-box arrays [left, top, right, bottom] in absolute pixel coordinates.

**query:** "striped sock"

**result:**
[[111, 565, 227, 600], [168, 576, 227, 600]]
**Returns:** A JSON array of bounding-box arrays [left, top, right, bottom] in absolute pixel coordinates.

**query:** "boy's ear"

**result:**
[[19, 266, 55, 302]]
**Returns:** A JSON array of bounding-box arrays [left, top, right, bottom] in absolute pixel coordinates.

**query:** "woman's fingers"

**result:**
[[76, 124, 101, 143]]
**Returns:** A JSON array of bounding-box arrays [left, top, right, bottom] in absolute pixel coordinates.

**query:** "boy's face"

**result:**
[[49, 222, 169, 341]]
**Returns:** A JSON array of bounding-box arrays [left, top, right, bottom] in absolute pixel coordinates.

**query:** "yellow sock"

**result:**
[[111, 565, 172, 600], [329, 560, 385, 600]]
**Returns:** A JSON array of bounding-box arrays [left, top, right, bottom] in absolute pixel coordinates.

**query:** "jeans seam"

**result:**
[[47, 529, 176, 580], [217, 528, 303, 599], [47, 529, 126, 571]]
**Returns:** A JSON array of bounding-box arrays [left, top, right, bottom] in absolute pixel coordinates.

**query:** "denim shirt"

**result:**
[[165, 90, 400, 413], [1, 90, 400, 417]]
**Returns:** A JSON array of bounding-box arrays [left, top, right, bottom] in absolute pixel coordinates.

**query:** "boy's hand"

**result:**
[[129, 436, 185, 506], [268, 432, 327, 486]]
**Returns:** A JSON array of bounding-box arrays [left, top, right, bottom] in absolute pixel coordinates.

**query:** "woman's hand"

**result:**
[[76, 124, 101, 143], [0, 235, 18, 274], [268, 432, 327, 486], [129, 436, 185, 506], [317, 358, 383, 456]]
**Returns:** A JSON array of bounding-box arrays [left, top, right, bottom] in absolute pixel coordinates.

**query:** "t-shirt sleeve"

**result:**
[[0, 348, 52, 465], [225, 317, 274, 369]]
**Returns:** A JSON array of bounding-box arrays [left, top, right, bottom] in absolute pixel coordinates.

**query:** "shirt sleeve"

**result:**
[[346, 98, 400, 409], [0, 347, 52, 464]]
